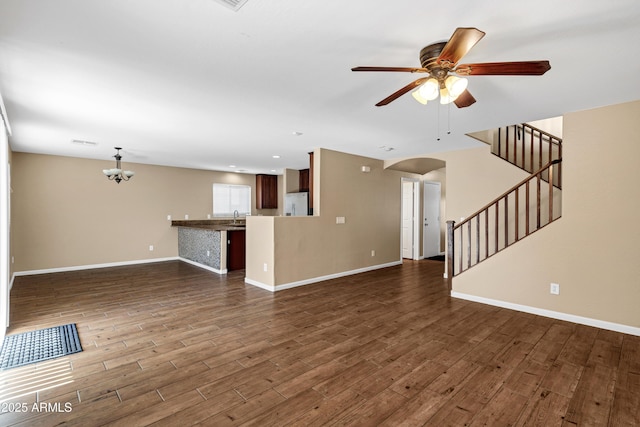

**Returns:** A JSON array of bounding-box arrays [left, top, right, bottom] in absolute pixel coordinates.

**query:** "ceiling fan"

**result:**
[[352, 27, 551, 108]]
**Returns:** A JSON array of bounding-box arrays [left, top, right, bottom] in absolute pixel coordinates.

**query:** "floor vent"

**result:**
[[212, 0, 249, 12]]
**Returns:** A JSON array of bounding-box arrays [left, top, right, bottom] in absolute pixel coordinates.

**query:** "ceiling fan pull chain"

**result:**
[[436, 103, 441, 141], [447, 101, 452, 135]]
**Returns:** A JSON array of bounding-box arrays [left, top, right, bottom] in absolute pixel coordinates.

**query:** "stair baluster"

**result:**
[[446, 159, 562, 286]]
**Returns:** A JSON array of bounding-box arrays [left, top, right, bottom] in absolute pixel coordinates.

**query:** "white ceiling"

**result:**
[[1, 0, 640, 174]]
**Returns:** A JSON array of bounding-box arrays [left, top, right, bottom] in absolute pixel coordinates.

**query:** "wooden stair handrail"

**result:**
[[446, 158, 563, 289], [496, 123, 562, 189], [520, 123, 562, 145], [454, 158, 562, 232]]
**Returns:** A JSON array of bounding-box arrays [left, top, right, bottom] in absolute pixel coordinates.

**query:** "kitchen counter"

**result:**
[[171, 219, 245, 273], [171, 219, 246, 231]]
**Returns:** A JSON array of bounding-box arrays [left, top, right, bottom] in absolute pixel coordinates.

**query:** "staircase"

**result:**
[[446, 123, 563, 288], [495, 123, 562, 188]]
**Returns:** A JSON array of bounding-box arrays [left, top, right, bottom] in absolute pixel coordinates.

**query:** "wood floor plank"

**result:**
[[149, 389, 244, 426], [239, 388, 325, 427], [3, 260, 637, 426], [563, 363, 616, 426], [196, 388, 286, 426], [331, 388, 407, 426], [514, 390, 570, 427], [468, 387, 529, 426], [103, 389, 205, 426], [284, 388, 366, 427]]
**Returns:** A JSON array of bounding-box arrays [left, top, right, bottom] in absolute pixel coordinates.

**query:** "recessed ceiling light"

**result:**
[[272, 155, 280, 159], [292, 131, 303, 136], [229, 165, 236, 168]]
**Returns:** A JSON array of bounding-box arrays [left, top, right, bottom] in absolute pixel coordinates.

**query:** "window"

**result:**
[[212, 183, 251, 217]]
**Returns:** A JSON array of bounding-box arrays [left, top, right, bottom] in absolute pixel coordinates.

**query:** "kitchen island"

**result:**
[[172, 220, 246, 273]]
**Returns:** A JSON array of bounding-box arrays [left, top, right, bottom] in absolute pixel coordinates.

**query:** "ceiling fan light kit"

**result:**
[[352, 27, 551, 108], [418, 78, 440, 101]]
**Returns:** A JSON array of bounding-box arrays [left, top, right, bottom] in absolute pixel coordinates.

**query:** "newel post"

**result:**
[[446, 220, 455, 294]]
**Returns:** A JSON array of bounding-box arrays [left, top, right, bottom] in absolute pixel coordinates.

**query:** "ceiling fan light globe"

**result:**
[[411, 90, 428, 105], [418, 78, 439, 101], [439, 87, 456, 104], [445, 75, 468, 97]]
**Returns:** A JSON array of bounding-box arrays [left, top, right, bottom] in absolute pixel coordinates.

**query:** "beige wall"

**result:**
[[1, 118, 10, 337], [11, 152, 268, 272], [6, 141, 12, 280], [245, 215, 276, 287], [445, 100, 640, 328], [245, 148, 420, 288]]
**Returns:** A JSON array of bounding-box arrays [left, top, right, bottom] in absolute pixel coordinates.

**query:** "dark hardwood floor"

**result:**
[[1, 260, 638, 426]]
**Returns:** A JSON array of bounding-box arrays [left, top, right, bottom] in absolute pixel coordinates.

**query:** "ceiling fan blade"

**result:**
[[437, 27, 486, 67], [455, 60, 551, 76], [454, 89, 476, 108], [375, 77, 429, 106], [351, 66, 428, 73]]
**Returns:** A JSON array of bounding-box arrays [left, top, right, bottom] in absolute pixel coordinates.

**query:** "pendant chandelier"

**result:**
[[102, 147, 134, 184]]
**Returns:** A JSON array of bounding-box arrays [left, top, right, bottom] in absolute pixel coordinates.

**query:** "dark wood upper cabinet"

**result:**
[[299, 169, 310, 192], [256, 174, 278, 209], [308, 152, 314, 215]]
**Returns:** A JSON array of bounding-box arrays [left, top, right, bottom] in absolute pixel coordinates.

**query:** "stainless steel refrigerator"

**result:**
[[285, 192, 308, 216]]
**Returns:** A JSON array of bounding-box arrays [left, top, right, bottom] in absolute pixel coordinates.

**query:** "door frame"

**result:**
[[401, 178, 420, 260]]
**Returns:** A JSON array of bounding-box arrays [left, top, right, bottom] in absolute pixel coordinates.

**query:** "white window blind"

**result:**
[[213, 183, 251, 217]]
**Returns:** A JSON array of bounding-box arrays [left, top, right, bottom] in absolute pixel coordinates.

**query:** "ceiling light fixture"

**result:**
[[102, 147, 134, 184], [411, 76, 468, 106]]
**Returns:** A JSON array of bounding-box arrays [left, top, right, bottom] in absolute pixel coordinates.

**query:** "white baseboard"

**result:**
[[245, 260, 403, 293], [244, 278, 275, 292], [11, 257, 180, 278], [178, 257, 227, 275], [451, 291, 640, 337]]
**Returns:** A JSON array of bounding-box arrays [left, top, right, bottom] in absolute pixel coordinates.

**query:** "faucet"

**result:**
[[233, 210, 239, 224]]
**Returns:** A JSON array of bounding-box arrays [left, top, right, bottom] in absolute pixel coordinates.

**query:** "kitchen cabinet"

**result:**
[[256, 174, 278, 209], [299, 169, 309, 192], [308, 152, 314, 215], [227, 230, 246, 270]]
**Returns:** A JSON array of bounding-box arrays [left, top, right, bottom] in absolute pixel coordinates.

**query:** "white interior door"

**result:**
[[402, 180, 415, 259], [423, 181, 441, 258]]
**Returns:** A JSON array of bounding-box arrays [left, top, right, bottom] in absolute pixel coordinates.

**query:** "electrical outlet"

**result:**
[[207, 214, 211, 219], [550, 283, 560, 295], [206, 250, 210, 257], [149, 245, 154, 251], [11, 256, 14, 264], [371, 250, 376, 257], [167, 215, 171, 221], [184, 214, 189, 220], [263, 263, 268, 272]]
